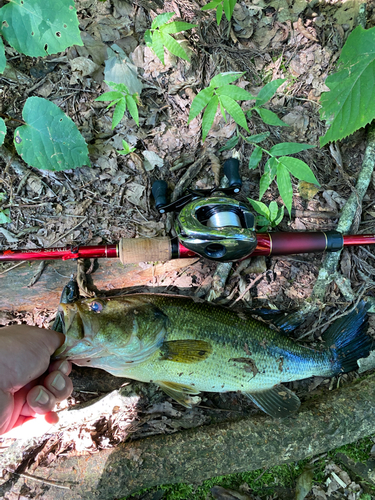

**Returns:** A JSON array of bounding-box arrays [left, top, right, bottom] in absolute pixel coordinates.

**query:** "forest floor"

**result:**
[[1, 0, 375, 498]]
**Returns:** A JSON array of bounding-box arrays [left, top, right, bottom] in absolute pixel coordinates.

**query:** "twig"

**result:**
[[232, 272, 266, 305], [9, 471, 72, 490]]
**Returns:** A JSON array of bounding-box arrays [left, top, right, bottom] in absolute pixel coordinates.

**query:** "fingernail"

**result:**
[[35, 388, 49, 405], [51, 373, 66, 391], [59, 360, 70, 375]]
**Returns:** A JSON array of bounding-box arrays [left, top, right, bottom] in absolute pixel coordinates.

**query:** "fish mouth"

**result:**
[[53, 303, 84, 358]]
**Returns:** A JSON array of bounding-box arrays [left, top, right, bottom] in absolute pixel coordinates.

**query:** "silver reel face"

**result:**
[[175, 195, 257, 262]]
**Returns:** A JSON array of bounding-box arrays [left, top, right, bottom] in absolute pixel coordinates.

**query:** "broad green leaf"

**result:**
[[247, 199, 270, 218], [248, 146, 262, 169], [0, 117, 6, 147], [160, 31, 190, 61], [106, 99, 121, 110], [105, 81, 130, 93], [202, 0, 222, 10], [219, 134, 239, 151], [277, 163, 293, 216], [223, 0, 231, 20], [112, 98, 126, 129], [229, 0, 237, 16], [151, 30, 165, 64], [14, 97, 90, 171], [274, 206, 284, 225], [210, 72, 244, 88], [320, 26, 375, 146], [151, 12, 174, 29], [216, 3, 223, 24], [219, 99, 227, 121], [259, 157, 277, 199], [202, 95, 219, 141], [144, 29, 153, 46], [95, 91, 124, 102], [269, 200, 278, 221], [161, 21, 197, 34], [278, 156, 319, 185], [269, 142, 315, 156], [256, 216, 269, 230], [255, 79, 286, 106], [0, 37, 5, 74], [126, 95, 139, 126], [188, 87, 214, 123], [254, 107, 288, 127], [244, 132, 270, 143], [0, 0, 83, 58], [216, 85, 255, 100], [218, 95, 249, 131], [0, 209, 11, 224]]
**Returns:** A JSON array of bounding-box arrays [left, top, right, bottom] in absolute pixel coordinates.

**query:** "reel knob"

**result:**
[[152, 180, 168, 213], [224, 158, 242, 192]]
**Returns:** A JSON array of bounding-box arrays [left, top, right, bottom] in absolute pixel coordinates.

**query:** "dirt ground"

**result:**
[[1, 0, 375, 498]]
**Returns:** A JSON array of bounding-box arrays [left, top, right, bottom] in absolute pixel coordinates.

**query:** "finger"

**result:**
[[43, 370, 73, 402], [26, 385, 57, 415], [2, 413, 60, 439], [48, 359, 72, 376]]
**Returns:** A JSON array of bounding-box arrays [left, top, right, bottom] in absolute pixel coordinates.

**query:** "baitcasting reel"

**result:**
[[152, 158, 258, 262]]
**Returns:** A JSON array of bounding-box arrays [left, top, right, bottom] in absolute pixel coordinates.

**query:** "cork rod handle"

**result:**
[[118, 237, 172, 264]]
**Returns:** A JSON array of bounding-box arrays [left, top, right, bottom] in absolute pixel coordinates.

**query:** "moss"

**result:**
[[331, 436, 374, 463]]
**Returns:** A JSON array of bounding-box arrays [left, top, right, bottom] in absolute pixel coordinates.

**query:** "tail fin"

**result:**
[[323, 301, 373, 374]]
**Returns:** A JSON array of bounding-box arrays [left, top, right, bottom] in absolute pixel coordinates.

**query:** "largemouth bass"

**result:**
[[55, 295, 372, 418]]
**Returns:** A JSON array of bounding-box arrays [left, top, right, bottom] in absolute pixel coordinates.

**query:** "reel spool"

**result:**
[[175, 196, 257, 262]]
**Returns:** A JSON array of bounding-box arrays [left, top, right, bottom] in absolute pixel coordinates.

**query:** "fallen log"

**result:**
[[2, 373, 375, 500], [0, 258, 199, 311]]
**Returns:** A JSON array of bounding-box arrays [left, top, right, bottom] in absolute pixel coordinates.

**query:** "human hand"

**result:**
[[0, 325, 73, 437]]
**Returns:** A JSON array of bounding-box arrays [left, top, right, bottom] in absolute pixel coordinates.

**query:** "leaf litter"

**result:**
[[1, 0, 375, 497]]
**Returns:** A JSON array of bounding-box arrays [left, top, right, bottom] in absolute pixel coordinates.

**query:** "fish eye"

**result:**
[[89, 301, 103, 313]]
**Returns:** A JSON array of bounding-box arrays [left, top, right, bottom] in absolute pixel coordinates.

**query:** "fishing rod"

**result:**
[[1, 159, 375, 265]]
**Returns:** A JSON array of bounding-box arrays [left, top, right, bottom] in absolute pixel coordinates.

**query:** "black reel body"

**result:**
[[175, 196, 257, 262], [152, 158, 257, 262]]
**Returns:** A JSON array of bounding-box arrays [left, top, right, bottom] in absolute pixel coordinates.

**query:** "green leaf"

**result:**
[[106, 99, 121, 110], [202, 95, 219, 141], [269, 142, 315, 156], [269, 200, 278, 221], [248, 146, 262, 169], [126, 95, 139, 126], [259, 157, 277, 199], [151, 12, 174, 29], [276, 162, 293, 216], [0, 117, 6, 147], [223, 0, 231, 21], [201, 0, 222, 10], [229, 0, 237, 17], [274, 206, 284, 225], [95, 91, 124, 102], [216, 85, 255, 100], [244, 132, 270, 143], [105, 81, 130, 93], [219, 99, 226, 120], [117, 139, 135, 155], [0, 0, 83, 58], [112, 98, 126, 129], [210, 72, 244, 88], [151, 30, 165, 64], [278, 156, 319, 185], [160, 31, 190, 61], [0, 209, 11, 224], [247, 199, 270, 218], [144, 29, 153, 46], [161, 21, 197, 34], [218, 95, 249, 131], [216, 3, 223, 24], [255, 216, 270, 230], [14, 96, 90, 171], [0, 37, 5, 74], [255, 79, 286, 106], [0, 192, 6, 202], [188, 87, 215, 123], [254, 107, 288, 127], [319, 26, 375, 146], [219, 134, 239, 151]]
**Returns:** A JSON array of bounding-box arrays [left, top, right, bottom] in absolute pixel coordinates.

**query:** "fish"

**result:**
[[54, 294, 373, 418]]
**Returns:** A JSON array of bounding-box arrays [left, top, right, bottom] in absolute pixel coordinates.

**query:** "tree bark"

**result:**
[[3, 373, 375, 500], [0, 258, 199, 311]]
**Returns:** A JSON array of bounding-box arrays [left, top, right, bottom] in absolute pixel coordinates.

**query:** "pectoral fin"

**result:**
[[246, 385, 301, 418], [156, 381, 200, 408], [159, 340, 212, 363]]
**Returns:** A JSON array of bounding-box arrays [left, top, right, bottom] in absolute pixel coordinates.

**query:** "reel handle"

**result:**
[[223, 158, 242, 192], [151, 180, 168, 213]]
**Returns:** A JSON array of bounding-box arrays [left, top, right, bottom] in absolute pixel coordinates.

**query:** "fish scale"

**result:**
[[56, 294, 372, 418]]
